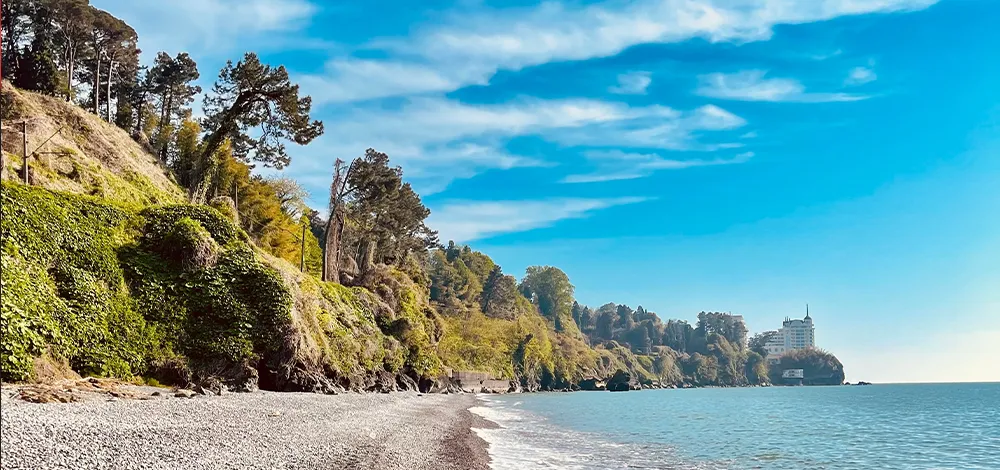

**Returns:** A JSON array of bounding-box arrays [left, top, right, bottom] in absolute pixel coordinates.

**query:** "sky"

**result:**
[[91, 0, 1000, 383]]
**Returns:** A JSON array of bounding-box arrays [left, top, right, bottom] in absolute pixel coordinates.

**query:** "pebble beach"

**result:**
[[0, 388, 492, 470]]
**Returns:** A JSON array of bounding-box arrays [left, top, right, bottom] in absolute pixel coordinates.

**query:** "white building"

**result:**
[[764, 306, 815, 364]]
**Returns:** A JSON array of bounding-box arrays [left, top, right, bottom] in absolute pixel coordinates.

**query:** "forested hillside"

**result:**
[[0, 0, 844, 391]]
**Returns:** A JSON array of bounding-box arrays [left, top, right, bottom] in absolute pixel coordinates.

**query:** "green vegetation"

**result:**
[[0, 2, 845, 391], [769, 348, 846, 386]]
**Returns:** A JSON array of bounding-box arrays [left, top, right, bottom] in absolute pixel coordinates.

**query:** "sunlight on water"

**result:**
[[471, 383, 1000, 469]]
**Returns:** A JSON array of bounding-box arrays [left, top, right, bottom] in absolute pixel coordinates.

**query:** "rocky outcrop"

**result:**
[[606, 370, 634, 392], [578, 377, 606, 391]]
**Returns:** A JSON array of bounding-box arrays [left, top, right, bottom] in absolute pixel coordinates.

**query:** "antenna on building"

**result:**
[[805, 303, 811, 320]]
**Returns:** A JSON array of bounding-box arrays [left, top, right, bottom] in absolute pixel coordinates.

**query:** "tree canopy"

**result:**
[[519, 266, 578, 334], [200, 53, 323, 170]]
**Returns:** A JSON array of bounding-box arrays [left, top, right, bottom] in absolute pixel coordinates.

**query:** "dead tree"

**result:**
[[322, 159, 356, 283]]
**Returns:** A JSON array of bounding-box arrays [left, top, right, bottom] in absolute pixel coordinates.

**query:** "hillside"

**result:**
[[1, 81, 838, 393], [0, 84, 639, 392], [0, 81, 184, 205], [0, 84, 441, 391]]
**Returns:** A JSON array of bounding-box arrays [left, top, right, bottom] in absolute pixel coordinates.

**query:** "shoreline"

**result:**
[[0, 387, 496, 470]]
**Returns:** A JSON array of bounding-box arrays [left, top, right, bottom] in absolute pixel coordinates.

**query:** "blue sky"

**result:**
[[94, 0, 999, 383]]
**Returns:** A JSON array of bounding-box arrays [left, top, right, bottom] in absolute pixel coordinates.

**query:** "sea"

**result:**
[[470, 383, 1000, 469]]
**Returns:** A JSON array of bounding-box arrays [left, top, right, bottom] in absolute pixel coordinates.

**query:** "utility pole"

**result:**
[[22, 122, 29, 184], [299, 223, 306, 273]]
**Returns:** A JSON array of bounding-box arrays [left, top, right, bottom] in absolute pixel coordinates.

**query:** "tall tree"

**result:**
[[519, 266, 577, 333], [342, 149, 437, 273], [149, 52, 201, 161], [83, 8, 137, 120], [171, 118, 203, 188], [749, 330, 779, 359], [322, 158, 352, 283], [2, 0, 32, 81], [480, 265, 520, 320], [195, 52, 323, 200], [265, 176, 309, 220], [11, 1, 61, 94], [50, 0, 93, 100]]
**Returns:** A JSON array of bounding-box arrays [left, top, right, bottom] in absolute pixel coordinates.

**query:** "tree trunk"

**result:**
[[93, 56, 101, 115], [106, 61, 115, 122], [134, 94, 144, 137], [357, 238, 375, 286], [158, 93, 173, 161], [322, 212, 340, 283], [191, 93, 249, 199], [66, 43, 77, 101]]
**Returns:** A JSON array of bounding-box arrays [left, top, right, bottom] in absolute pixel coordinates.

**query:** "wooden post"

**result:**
[[299, 223, 306, 273], [22, 122, 29, 184]]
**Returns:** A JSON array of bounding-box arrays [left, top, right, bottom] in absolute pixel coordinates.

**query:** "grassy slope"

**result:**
[[0, 84, 655, 390], [0, 85, 442, 390], [1, 81, 183, 205]]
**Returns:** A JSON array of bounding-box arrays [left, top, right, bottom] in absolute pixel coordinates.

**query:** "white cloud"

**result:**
[[549, 104, 746, 150], [811, 49, 843, 60], [741, 131, 758, 139], [300, 0, 936, 104], [297, 59, 492, 104], [428, 197, 650, 242], [610, 71, 653, 95], [92, 0, 316, 59], [845, 66, 878, 86], [562, 150, 754, 183], [284, 97, 745, 195], [697, 70, 869, 102]]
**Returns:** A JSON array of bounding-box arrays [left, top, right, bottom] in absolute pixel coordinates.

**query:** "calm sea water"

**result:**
[[470, 383, 1000, 469]]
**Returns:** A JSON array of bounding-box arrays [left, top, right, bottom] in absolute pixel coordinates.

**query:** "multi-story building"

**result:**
[[764, 306, 815, 364]]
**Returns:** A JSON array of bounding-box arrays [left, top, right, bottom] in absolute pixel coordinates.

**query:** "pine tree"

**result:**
[[196, 52, 324, 200]]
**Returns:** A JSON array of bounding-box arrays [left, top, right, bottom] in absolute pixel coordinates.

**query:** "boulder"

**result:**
[[606, 370, 633, 392], [174, 389, 196, 398], [578, 378, 606, 391], [397, 374, 420, 392], [193, 376, 228, 396]]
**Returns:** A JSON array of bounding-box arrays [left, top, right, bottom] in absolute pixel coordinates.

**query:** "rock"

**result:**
[[606, 370, 633, 392], [396, 374, 420, 392], [174, 389, 196, 398], [151, 391, 162, 397], [196, 377, 229, 396], [578, 378, 606, 391]]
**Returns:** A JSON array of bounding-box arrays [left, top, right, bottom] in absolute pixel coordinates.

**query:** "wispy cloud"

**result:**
[[428, 197, 651, 242], [562, 150, 754, 183], [696, 70, 869, 103], [811, 49, 844, 61], [298, 0, 937, 104], [610, 71, 653, 95], [550, 104, 746, 150], [845, 60, 878, 86], [286, 98, 746, 196], [92, 0, 317, 59]]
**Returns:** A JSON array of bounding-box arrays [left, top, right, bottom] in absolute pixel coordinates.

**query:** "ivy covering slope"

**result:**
[[0, 183, 441, 391]]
